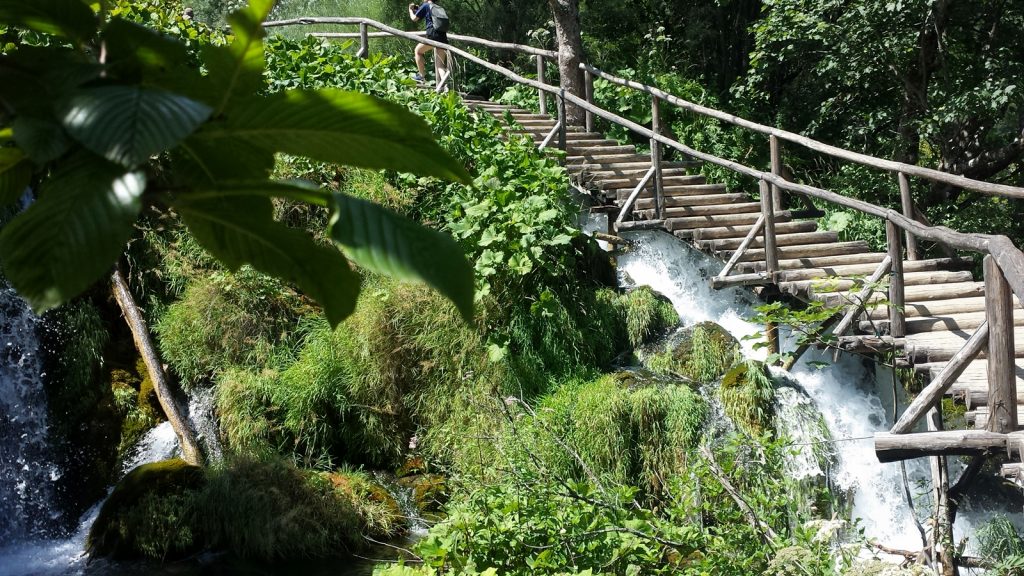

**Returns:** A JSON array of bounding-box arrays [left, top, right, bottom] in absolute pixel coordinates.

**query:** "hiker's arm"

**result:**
[[409, 3, 420, 21]]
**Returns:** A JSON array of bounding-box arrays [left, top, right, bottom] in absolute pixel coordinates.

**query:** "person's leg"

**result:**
[[414, 42, 431, 79]]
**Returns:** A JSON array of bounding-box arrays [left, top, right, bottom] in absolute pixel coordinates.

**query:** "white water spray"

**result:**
[[616, 230, 925, 549]]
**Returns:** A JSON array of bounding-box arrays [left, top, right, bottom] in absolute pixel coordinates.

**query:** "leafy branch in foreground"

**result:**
[[0, 0, 474, 324]]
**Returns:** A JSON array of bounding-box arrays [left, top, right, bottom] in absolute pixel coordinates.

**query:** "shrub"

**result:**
[[719, 360, 777, 436], [156, 268, 307, 388]]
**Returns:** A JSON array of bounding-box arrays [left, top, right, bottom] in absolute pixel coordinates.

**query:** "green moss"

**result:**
[[90, 458, 380, 561], [622, 286, 679, 348], [87, 458, 203, 560], [640, 321, 739, 382], [719, 360, 776, 436], [516, 373, 707, 498], [765, 545, 823, 576], [941, 397, 967, 430], [110, 359, 164, 463]]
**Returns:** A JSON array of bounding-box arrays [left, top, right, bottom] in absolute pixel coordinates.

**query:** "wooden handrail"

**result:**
[[264, 17, 1024, 307], [715, 214, 765, 279], [615, 166, 656, 225]]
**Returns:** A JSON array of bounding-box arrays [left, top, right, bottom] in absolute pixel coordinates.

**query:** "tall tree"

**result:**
[[548, 0, 586, 125]]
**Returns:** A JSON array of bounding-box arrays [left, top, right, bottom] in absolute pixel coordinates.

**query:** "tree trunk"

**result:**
[[547, 0, 586, 126], [111, 266, 204, 466]]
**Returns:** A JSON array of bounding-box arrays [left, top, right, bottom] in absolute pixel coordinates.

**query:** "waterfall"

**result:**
[[0, 288, 62, 546], [615, 230, 929, 550]]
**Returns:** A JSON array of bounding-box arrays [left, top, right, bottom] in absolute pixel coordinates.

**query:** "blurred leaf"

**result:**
[[176, 194, 360, 327], [0, 0, 96, 43], [199, 89, 471, 183], [61, 85, 212, 167], [0, 152, 145, 312]]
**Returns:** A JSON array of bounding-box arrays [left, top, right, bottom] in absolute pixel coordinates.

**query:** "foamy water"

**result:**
[[616, 231, 928, 549]]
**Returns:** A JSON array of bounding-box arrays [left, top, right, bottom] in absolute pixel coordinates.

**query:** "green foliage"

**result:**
[[641, 322, 739, 383], [719, 360, 776, 436], [155, 268, 305, 388], [0, 0, 473, 326], [751, 300, 843, 366], [622, 286, 678, 348], [978, 516, 1024, 562]]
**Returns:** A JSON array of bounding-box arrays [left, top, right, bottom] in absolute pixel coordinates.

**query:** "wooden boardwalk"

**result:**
[[467, 97, 1024, 474]]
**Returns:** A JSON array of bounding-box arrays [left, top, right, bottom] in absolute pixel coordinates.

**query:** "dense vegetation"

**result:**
[[3, 0, 1024, 575]]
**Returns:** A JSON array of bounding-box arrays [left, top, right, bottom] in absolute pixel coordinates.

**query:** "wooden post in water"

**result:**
[[358, 23, 369, 58], [536, 55, 547, 115], [557, 89, 567, 152], [898, 172, 920, 261], [886, 220, 906, 338], [759, 179, 778, 278], [985, 255, 1017, 433], [770, 135, 783, 213], [927, 406, 955, 575], [651, 95, 663, 219], [584, 69, 594, 133]]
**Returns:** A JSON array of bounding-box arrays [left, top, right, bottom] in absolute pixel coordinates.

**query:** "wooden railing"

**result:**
[[264, 17, 1024, 461]]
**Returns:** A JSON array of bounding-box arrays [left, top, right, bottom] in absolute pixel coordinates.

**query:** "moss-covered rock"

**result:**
[[719, 360, 776, 436], [87, 458, 204, 560], [325, 471, 405, 538], [397, 473, 448, 513], [621, 286, 678, 348], [637, 321, 739, 382]]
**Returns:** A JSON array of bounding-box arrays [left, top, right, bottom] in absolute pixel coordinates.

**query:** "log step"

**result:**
[[569, 145, 639, 157], [966, 407, 1024, 430], [597, 174, 708, 190], [777, 258, 961, 283], [615, 184, 727, 201], [701, 231, 839, 253], [865, 295, 1022, 320], [568, 153, 648, 165], [685, 220, 819, 241], [737, 252, 888, 274], [636, 193, 749, 210], [900, 325, 1024, 363], [914, 360, 1024, 408], [639, 202, 761, 220], [665, 211, 791, 232], [814, 281, 986, 308], [861, 309, 1024, 335], [782, 271, 974, 298], [732, 241, 871, 264]]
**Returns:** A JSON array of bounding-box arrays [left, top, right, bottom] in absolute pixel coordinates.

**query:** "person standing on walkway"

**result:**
[[408, 0, 449, 84]]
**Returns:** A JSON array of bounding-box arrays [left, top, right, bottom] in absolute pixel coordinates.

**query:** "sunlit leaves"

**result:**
[[202, 0, 274, 113], [176, 194, 360, 327], [199, 89, 471, 183], [61, 85, 212, 167], [330, 192, 474, 323], [0, 153, 145, 312]]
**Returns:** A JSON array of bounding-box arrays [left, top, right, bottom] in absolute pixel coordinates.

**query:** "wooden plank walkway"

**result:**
[[466, 97, 1024, 445]]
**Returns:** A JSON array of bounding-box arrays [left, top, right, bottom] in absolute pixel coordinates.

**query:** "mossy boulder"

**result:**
[[397, 473, 448, 513], [637, 321, 739, 382], [325, 471, 405, 538], [620, 286, 679, 348], [87, 458, 204, 560], [719, 360, 776, 435]]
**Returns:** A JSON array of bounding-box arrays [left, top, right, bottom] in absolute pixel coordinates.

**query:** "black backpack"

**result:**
[[431, 4, 450, 33]]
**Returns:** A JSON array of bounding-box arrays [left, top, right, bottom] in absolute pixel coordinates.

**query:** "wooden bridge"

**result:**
[[266, 16, 1024, 553]]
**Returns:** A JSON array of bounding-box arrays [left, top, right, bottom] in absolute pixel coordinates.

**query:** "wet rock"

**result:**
[[396, 455, 427, 478], [397, 473, 448, 513], [325, 471, 405, 538]]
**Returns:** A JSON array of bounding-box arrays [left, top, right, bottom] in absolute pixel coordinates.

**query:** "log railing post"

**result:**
[[886, 220, 906, 338], [557, 89, 567, 152], [651, 95, 663, 219], [536, 55, 547, 115], [770, 135, 783, 213], [985, 255, 1017, 433], [584, 69, 594, 133], [759, 179, 778, 278], [357, 23, 369, 58], [898, 172, 920, 261]]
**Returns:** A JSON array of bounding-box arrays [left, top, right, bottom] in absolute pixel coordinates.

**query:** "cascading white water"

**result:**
[[0, 288, 62, 546], [615, 230, 927, 549]]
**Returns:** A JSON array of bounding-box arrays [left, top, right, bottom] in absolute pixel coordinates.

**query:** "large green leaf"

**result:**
[[0, 0, 95, 43], [0, 148, 31, 206], [61, 85, 212, 167], [202, 0, 274, 113], [199, 89, 472, 183], [331, 192, 474, 322], [173, 137, 274, 186], [0, 153, 145, 312], [13, 116, 70, 164], [0, 47, 101, 116], [175, 194, 360, 327]]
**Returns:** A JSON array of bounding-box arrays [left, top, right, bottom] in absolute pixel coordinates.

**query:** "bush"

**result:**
[[156, 268, 307, 388], [719, 360, 777, 436]]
